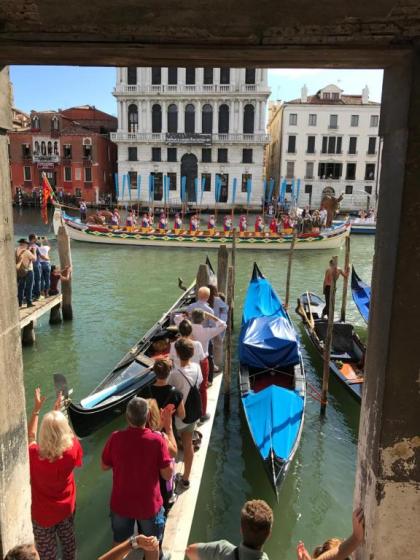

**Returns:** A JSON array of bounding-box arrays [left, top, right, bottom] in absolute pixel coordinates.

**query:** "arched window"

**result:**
[[127, 67, 137, 85], [32, 115, 40, 129], [51, 116, 59, 131], [168, 104, 178, 133], [53, 141, 59, 155], [151, 67, 161, 85], [202, 104, 213, 133], [34, 141, 40, 154], [41, 141, 46, 155], [152, 104, 162, 133], [243, 104, 255, 134], [203, 68, 213, 85], [220, 68, 230, 85], [218, 104, 229, 134], [47, 141, 52, 155], [245, 68, 256, 84], [185, 104, 195, 134], [168, 67, 178, 85], [128, 104, 138, 132], [185, 67, 196, 85]]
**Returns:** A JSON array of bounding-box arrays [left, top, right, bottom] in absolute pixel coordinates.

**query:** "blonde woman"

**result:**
[[28, 388, 83, 560]]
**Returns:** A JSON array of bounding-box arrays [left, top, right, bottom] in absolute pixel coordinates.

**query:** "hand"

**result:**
[[161, 404, 175, 430], [136, 535, 159, 551], [33, 387, 46, 413], [296, 541, 311, 560], [352, 507, 365, 543], [53, 391, 63, 411]]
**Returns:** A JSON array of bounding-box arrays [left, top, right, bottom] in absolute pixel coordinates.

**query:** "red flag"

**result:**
[[41, 173, 54, 224]]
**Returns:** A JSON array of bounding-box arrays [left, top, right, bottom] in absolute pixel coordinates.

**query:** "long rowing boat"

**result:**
[[53, 208, 350, 251], [55, 259, 215, 437], [296, 292, 365, 402], [351, 267, 370, 323], [350, 218, 376, 235], [238, 264, 306, 496]]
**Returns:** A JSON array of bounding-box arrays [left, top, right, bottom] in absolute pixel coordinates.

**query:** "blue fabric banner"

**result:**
[[181, 176, 186, 203], [149, 174, 154, 203], [194, 177, 199, 204], [215, 175, 221, 203], [246, 178, 252, 205], [127, 174, 131, 201], [201, 175, 206, 204], [136, 174, 141, 202], [232, 177, 237, 205], [114, 173, 119, 200], [262, 178, 268, 203]]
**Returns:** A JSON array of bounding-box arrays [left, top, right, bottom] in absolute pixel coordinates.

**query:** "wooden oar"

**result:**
[[297, 300, 313, 332]]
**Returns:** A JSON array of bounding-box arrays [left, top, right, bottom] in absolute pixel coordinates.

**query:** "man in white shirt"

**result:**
[[190, 310, 227, 358], [186, 286, 213, 317]]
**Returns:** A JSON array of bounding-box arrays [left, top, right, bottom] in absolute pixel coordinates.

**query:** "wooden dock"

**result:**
[[162, 373, 223, 560], [19, 294, 62, 329], [19, 294, 63, 345]]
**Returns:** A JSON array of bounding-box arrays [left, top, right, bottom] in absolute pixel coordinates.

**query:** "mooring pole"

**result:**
[[57, 225, 73, 320], [284, 229, 297, 309], [230, 229, 237, 330], [340, 236, 351, 323], [321, 255, 338, 415], [223, 266, 234, 403], [217, 244, 228, 294]]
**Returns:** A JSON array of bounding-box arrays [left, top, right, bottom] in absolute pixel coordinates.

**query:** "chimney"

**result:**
[[362, 85, 369, 104], [301, 84, 308, 103]]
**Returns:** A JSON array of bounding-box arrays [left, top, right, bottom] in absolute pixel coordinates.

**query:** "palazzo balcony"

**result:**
[[111, 132, 270, 144], [113, 83, 271, 96]]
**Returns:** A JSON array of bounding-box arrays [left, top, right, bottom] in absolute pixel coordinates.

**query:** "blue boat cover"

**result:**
[[242, 385, 304, 460], [351, 269, 370, 323], [239, 275, 299, 368]]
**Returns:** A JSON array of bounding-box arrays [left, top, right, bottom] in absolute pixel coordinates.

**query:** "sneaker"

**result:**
[[213, 365, 220, 373], [27, 303, 34, 307], [199, 413, 211, 423], [175, 473, 190, 492]]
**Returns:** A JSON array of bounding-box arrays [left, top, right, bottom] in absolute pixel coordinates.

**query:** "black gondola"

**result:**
[[56, 259, 215, 437], [239, 264, 306, 497], [296, 292, 365, 402]]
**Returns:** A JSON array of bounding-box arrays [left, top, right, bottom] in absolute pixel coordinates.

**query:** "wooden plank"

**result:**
[[19, 295, 62, 329], [162, 374, 223, 560]]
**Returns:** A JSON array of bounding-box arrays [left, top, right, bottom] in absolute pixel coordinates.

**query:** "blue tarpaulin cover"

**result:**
[[243, 385, 304, 460], [351, 268, 370, 323], [239, 274, 299, 369]]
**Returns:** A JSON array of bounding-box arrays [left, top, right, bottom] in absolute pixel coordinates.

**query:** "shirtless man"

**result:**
[[323, 259, 348, 318]]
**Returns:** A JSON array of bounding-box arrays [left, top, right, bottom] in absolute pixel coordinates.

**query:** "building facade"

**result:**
[[9, 106, 117, 204], [111, 67, 270, 208], [266, 84, 381, 211]]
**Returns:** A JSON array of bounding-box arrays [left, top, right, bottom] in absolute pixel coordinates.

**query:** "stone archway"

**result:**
[[181, 153, 198, 202], [322, 186, 335, 197]]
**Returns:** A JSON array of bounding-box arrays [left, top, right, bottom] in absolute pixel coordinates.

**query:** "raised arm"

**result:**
[[314, 508, 364, 560], [98, 535, 159, 560], [28, 388, 46, 444]]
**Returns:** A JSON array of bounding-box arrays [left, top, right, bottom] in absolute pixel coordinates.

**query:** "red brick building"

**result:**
[[9, 105, 117, 204]]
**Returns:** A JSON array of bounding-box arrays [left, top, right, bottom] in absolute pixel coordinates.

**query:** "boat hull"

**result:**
[[296, 293, 364, 402], [350, 223, 376, 235], [54, 209, 350, 251]]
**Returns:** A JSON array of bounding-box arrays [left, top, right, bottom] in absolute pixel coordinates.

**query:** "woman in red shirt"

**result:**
[[28, 388, 83, 560]]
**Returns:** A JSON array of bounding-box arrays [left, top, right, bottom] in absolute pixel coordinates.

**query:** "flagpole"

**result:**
[[231, 177, 237, 225], [262, 177, 267, 227]]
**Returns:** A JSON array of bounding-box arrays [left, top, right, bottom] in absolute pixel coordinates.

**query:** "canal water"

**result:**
[[14, 208, 374, 560]]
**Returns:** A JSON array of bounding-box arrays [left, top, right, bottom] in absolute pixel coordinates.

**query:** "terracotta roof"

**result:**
[[287, 94, 380, 106]]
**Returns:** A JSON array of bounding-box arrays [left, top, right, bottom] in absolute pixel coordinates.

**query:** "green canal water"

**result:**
[[13, 208, 374, 560]]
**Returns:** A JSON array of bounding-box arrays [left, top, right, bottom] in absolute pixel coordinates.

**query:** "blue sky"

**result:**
[[10, 66, 383, 116]]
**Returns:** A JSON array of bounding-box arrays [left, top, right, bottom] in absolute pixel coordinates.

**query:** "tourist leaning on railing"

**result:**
[[27, 388, 83, 560]]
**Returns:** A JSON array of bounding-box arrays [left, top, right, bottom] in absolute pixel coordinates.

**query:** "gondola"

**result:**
[[238, 264, 306, 497], [296, 292, 365, 402], [351, 267, 370, 323], [55, 258, 215, 437]]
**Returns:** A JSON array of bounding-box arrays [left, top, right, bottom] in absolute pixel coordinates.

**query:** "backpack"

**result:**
[[16, 250, 29, 279], [178, 368, 202, 424]]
